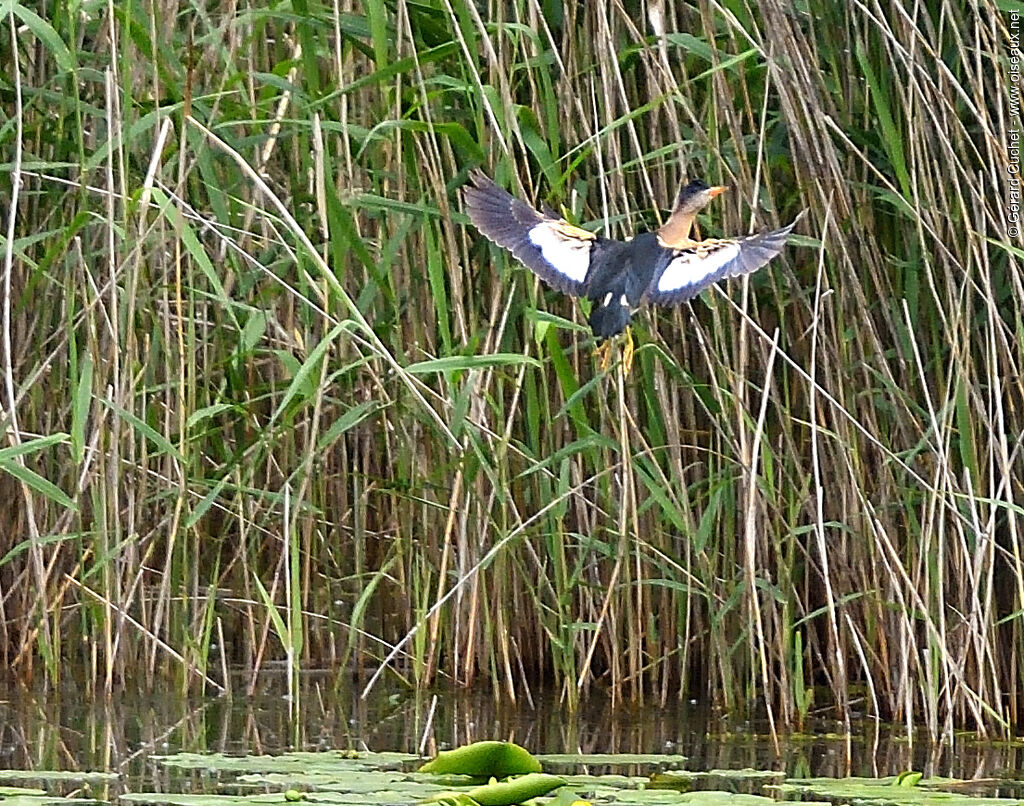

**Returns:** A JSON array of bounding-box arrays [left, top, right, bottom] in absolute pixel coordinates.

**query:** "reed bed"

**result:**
[[0, 0, 1021, 739]]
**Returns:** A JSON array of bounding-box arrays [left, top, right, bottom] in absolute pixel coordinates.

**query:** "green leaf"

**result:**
[[149, 188, 239, 330], [364, 0, 390, 68], [252, 572, 289, 648], [406, 354, 541, 374], [71, 354, 92, 464], [271, 321, 349, 424], [419, 741, 542, 777], [855, 40, 910, 198], [894, 771, 922, 787], [186, 403, 235, 430], [2, 1, 74, 72], [241, 311, 267, 352], [316, 400, 383, 452], [464, 774, 566, 806], [425, 224, 451, 354], [0, 457, 75, 510], [0, 432, 70, 462], [98, 397, 184, 461]]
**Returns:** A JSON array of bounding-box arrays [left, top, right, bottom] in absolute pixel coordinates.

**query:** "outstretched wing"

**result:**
[[646, 216, 801, 306], [462, 170, 603, 298]]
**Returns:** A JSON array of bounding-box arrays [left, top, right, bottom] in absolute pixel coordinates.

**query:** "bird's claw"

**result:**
[[622, 329, 635, 376], [594, 330, 635, 375]]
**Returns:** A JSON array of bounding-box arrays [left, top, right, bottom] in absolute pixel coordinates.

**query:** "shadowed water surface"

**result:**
[[1, 673, 1023, 791]]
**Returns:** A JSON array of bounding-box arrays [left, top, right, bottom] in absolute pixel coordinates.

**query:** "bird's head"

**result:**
[[674, 179, 727, 215]]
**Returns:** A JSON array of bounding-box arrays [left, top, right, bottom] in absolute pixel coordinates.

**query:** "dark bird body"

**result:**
[[462, 171, 800, 348], [583, 232, 671, 338]]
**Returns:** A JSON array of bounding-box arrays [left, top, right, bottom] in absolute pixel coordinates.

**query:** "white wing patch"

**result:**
[[527, 222, 593, 284], [656, 243, 741, 293]]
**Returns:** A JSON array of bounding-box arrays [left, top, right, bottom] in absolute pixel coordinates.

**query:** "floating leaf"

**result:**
[[548, 790, 593, 806], [465, 773, 566, 806], [894, 771, 922, 788], [538, 754, 687, 770], [153, 750, 416, 773], [0, 771, 118, 784], [419, 742, 542, 777], [770, 776, 1022, 806]]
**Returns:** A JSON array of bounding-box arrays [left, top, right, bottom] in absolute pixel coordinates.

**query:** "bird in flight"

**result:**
[[463, 170, 801, 373]]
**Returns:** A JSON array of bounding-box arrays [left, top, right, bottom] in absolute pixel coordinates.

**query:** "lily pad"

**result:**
[[608, 791, 702, 804], [420, 742, 542, 777], [664, 795, 779, 806], [537, 755, 686, 770], [0, 787, 108, 806], [465, 774, 567, 806], [232, 771, 477, 793], [0, 773, 118, 784], [648, 770, 784, 791], [153, 752, 415, 774], [233, 771, 412, 794], [426, 774, 567, 806], [769, 777, 1024, 806], [121, 796, 279, 806], [556, 774, 648, 791], [115, 750, 1024, 806], [547, 789, 593, 806], [123, 787, 435, 806]]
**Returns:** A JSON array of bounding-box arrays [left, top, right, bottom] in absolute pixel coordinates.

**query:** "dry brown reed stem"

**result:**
[[0, 0, 1020, 737]]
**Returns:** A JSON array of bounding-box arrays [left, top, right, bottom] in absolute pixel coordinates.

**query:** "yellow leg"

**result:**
[[594, 331, 635, 373], [621, 328, 635, 376]]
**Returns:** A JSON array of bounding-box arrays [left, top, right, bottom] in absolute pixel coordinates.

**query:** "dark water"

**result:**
[[1, 672, 1022, 788]]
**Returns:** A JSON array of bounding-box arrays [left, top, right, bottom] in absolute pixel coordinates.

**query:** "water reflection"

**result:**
[[1, 672, 1021, 787]]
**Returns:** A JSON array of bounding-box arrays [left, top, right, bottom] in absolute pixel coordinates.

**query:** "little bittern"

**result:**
[[463, 171, 800, 372]]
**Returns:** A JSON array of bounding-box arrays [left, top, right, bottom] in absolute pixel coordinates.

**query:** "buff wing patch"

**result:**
[[648, 222, 798, 305]]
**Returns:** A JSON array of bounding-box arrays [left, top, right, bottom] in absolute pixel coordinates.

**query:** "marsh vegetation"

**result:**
[[1, 0, 1021, 740]]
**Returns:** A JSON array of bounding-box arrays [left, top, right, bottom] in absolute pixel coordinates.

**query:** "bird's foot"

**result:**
[[594, 331, 635, 374], [621, 329, 635, 376]]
